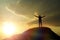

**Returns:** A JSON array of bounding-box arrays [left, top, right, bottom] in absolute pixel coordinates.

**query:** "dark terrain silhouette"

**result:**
[[4, 27, 60, 40], [21, 27, 60, 40]]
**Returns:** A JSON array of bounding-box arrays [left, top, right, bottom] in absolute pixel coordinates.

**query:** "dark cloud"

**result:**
[[46, 13, 60, 26], [9, 0, 60, 26]]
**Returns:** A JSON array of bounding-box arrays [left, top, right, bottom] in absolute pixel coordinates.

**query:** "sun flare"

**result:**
[[2, 22, 16, 35]]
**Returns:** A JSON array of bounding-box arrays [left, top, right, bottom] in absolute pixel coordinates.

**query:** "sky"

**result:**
[[0, 0, 60, 39], [3, 0, 60, 26]]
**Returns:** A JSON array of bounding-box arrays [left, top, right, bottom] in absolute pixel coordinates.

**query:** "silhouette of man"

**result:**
[[35, 15, 45, 27]]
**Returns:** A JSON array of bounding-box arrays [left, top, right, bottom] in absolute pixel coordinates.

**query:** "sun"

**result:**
[[2, 22, 16, 36]]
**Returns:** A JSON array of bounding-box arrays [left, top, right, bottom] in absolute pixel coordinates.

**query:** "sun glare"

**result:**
[[2, 22, 16, 36]]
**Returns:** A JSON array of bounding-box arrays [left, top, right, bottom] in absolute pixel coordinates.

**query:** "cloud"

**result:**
[[7, 0, 60, 26], [5, 6, 29, 19]]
